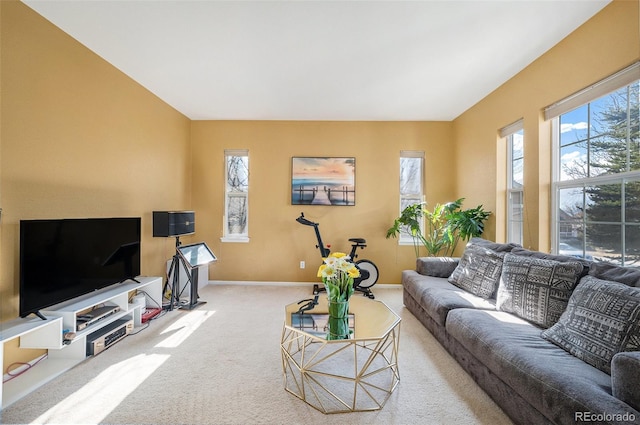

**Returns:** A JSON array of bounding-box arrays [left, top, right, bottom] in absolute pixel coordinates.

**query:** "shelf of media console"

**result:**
[[0, 275, 163, 409], [40, 276, 163, 332]]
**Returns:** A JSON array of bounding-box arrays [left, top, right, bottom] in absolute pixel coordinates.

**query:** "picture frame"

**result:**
[[291, 157, 356, 206]]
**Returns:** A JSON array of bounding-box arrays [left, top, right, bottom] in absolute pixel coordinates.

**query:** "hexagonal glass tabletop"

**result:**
[[281, 295, 401, 413]]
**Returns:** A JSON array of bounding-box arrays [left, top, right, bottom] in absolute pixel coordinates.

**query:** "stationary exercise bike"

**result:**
[[296, 212, 379, 299]]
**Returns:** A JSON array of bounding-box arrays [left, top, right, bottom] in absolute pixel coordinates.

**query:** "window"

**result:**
[[548, 63, 639, 265], [398, 151, 425, 244], [223, 149, 249, 242], [501, 120, 524, 245]]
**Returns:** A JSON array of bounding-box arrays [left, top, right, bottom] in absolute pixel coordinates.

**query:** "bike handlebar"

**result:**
[[296, 213, 317, 227]]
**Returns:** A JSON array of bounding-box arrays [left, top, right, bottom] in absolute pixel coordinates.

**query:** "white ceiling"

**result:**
[[22, 0, 611, 121]]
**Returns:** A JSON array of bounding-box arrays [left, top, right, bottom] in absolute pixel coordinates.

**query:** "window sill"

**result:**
[[221, 236, 250, 243], [398, 239, 418, 246]]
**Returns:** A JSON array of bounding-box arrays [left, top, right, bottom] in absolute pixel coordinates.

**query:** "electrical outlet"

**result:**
[[300, 261, 305, 269]]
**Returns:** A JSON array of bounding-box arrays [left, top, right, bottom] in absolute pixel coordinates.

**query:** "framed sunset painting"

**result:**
[[291, 157, 356, 206]]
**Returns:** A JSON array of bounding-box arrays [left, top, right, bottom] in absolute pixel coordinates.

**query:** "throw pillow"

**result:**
[[448, 244, 504, 299], [510, 247, 591, 278], [497, 253, 584, 328], [542, 275, 640, 374]]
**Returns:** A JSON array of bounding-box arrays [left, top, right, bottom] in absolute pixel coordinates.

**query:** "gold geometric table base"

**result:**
[[281, 322, 401, 414]]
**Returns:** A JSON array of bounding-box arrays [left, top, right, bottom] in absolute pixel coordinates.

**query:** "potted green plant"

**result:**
[[386, 198, 491, 257]]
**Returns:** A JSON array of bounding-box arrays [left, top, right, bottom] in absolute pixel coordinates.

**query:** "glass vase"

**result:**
[[327, 300, 350, 340]]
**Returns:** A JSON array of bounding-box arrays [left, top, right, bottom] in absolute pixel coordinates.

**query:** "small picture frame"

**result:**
[[291, 157, 356, 206]]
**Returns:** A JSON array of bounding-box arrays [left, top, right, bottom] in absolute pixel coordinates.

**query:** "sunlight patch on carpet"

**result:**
[[155, 310, 215, 348], [31, 353, 168, 424]]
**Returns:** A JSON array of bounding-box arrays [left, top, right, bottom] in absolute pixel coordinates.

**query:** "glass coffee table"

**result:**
[[280, 295, 401, 414]]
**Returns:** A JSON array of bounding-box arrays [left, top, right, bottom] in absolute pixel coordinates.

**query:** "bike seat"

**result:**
[[349, 238, 366, 244]]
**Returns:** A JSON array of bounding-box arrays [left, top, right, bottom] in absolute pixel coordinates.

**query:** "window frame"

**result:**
[[549, 64, 639, 265], [222, 149, 250, 243], [398, 151, 425, 245], [502, 120, 524, 245]]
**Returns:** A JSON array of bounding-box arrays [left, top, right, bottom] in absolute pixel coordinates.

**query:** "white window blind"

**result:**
[[499, 118, 523, 139], [544, 62, 640, 121], [399, 150, 425, 158]]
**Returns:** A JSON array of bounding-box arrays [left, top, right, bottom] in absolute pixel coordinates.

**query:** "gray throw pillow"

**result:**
[[497, 253, 584, 328], [510, 247, 591, 278], [448, 244, 504, 299], [542, 275, 640, 374]]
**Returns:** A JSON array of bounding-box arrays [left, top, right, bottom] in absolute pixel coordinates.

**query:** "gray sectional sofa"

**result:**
[[402, 238, 640, 425]]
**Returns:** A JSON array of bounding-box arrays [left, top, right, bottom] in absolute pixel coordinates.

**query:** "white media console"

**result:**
[[0, 276, 162, 409]]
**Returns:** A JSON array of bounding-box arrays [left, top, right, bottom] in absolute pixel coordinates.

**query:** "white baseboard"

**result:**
[[207, 280, 399, 288]]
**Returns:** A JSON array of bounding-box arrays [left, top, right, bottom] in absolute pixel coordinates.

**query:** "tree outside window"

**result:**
[[399, 151, 424, 244], [507, 127, 524, 245], [555, 80, 639, 265], [224, 150, 249, 241]]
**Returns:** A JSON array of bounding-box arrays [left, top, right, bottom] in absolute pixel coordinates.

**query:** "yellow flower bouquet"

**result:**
[[317, 252, 360, 302], [317, 252, 360, 339]]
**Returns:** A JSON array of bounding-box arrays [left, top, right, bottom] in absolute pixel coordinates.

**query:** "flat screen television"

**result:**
[[19, 217, 141, 319]]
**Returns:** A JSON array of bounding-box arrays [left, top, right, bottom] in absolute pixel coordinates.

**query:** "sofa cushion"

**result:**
[[448, 244, 505, 299], [588, 261, 640, 287], [402, 270, 496, 326], [446, 308, 639, 424], [542, 275, 640, 374], [467, 237, 521, 253], [416, 257, 459, 278], [497, 253, 584, 328], [611, 351, 640, 412]]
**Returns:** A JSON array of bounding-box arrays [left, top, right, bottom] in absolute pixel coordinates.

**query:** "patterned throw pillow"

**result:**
[[496, 253, 584, 328], [542, 275, 640, 374], [448, 244, 505, 299]]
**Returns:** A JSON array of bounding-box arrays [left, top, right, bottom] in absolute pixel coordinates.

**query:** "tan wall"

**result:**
[[0, 0, 192, 333], [191, 120, 454, 284], [1, 0, 637, 375], [452, 0, 640, 252]]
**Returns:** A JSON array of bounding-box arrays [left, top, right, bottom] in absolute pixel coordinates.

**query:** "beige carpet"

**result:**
[[1, 284, 513, 425]]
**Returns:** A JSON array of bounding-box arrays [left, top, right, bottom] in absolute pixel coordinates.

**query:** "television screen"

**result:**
[[19, 217, 141, 318]]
